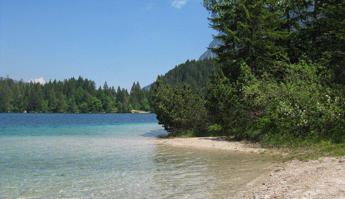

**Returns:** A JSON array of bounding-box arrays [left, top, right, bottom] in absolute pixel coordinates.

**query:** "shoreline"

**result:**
[[155, 137, 267, 153], [156, 137, 345, 198]]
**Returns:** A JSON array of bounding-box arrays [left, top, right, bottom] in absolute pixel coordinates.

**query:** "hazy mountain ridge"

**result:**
[[199, 38, 221, 60]]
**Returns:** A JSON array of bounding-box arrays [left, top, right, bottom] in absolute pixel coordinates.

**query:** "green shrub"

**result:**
[[243, 62, 345, 144], [150, 79, 208, 134]]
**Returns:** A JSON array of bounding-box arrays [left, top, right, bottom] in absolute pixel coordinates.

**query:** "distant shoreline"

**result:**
[[0, 112, 152, 114], [130, 110, 151, 114]]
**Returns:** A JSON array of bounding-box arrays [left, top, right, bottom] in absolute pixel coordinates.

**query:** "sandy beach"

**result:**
[[157, 137, 345, 199], [239, 157, 345, 199], [156, 137, 266, 153]]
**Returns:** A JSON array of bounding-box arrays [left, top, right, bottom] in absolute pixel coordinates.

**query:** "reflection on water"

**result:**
[[0, 114, 274, 199]]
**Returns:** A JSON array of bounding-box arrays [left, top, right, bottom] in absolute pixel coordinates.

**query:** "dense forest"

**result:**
[[157, 59, 220, 93], [0, 60, 218, 114], [0, 77, 150, 113], [151, 0, 345, 145]]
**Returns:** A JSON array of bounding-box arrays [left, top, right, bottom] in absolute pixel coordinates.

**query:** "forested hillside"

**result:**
[[151, 0, 345, 145], [156, 59, 219, 93], [0, 77, 150, 113]]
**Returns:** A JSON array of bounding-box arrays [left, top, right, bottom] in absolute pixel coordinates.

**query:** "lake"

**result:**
[[0, 114, 273, 198]]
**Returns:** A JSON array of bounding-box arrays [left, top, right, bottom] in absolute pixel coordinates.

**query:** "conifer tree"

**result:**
[[0, 77, 148, 113], [205, 0, 289, 80]]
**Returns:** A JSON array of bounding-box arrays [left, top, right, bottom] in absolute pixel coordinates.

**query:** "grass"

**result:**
[[162, 129, 345, 161], [269, 141, 345, 161]]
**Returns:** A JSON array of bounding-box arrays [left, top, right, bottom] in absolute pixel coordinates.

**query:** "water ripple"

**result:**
[[0, 119, 273, 199]]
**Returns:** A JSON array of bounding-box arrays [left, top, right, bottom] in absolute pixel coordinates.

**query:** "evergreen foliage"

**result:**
[[0, 77, 150, 113], [158, 59, 220, 93], [150, 79, 208, 135], [151, 0, 345, 145]]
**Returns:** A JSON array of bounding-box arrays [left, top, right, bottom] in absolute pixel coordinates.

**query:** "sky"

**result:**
[[0, 0, 215, 89]]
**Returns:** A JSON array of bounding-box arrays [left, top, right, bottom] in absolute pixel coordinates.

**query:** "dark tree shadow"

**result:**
[[141, 129, 168, 138]]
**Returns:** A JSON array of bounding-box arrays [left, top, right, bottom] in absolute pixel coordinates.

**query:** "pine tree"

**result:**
[[205, 0, 289, 80], [0, 77, 149, 113], [0, 83, 12, 112], [129, 82, 143, 110], [307, 0, 345, 84]]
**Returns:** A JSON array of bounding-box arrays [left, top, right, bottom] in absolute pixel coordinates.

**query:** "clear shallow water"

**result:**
[[0, 114, 273, 199]]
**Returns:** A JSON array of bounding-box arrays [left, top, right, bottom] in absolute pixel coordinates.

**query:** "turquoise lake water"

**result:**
[[0, 114, 273, 199]]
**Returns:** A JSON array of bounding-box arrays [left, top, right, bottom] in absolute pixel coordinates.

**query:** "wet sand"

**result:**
[[157, 137, 345, 199]]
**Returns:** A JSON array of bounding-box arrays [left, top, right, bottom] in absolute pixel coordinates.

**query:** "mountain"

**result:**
[[144, 39, 221, 91], [142, 84, 151, 91], [199, 38, 221, 60]]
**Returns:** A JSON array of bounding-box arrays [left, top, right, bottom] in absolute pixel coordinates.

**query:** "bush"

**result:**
[[242, 62, 345, 144], [150, 79, 208, 134]]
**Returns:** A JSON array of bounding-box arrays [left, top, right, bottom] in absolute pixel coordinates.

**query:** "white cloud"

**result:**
[[171, 0, 187, 9], [30, 77, 46, 85]]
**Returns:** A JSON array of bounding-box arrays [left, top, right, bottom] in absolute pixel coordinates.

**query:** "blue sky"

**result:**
[[0, 0, 215, 89]]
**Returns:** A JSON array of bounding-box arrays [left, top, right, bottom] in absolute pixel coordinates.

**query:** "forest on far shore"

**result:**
[[0, 77, 150, 113]]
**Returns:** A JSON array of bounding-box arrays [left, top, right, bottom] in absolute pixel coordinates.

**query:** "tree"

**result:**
[[67, 97, 79, 113], [56, 92, 67, 113], [0, 77, 149, 113], [306, 0, 345, 84], [102, 96, 115, 113], [90, 96, 102, 112], [205, 0, 289, 80], [0, 84, 12, 112], [129, 82, 144, 110], [116, 87, 130, 112], [27, 84, 44, 112], [151, 79, 208, 135], [157, 59, 220, 94]]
